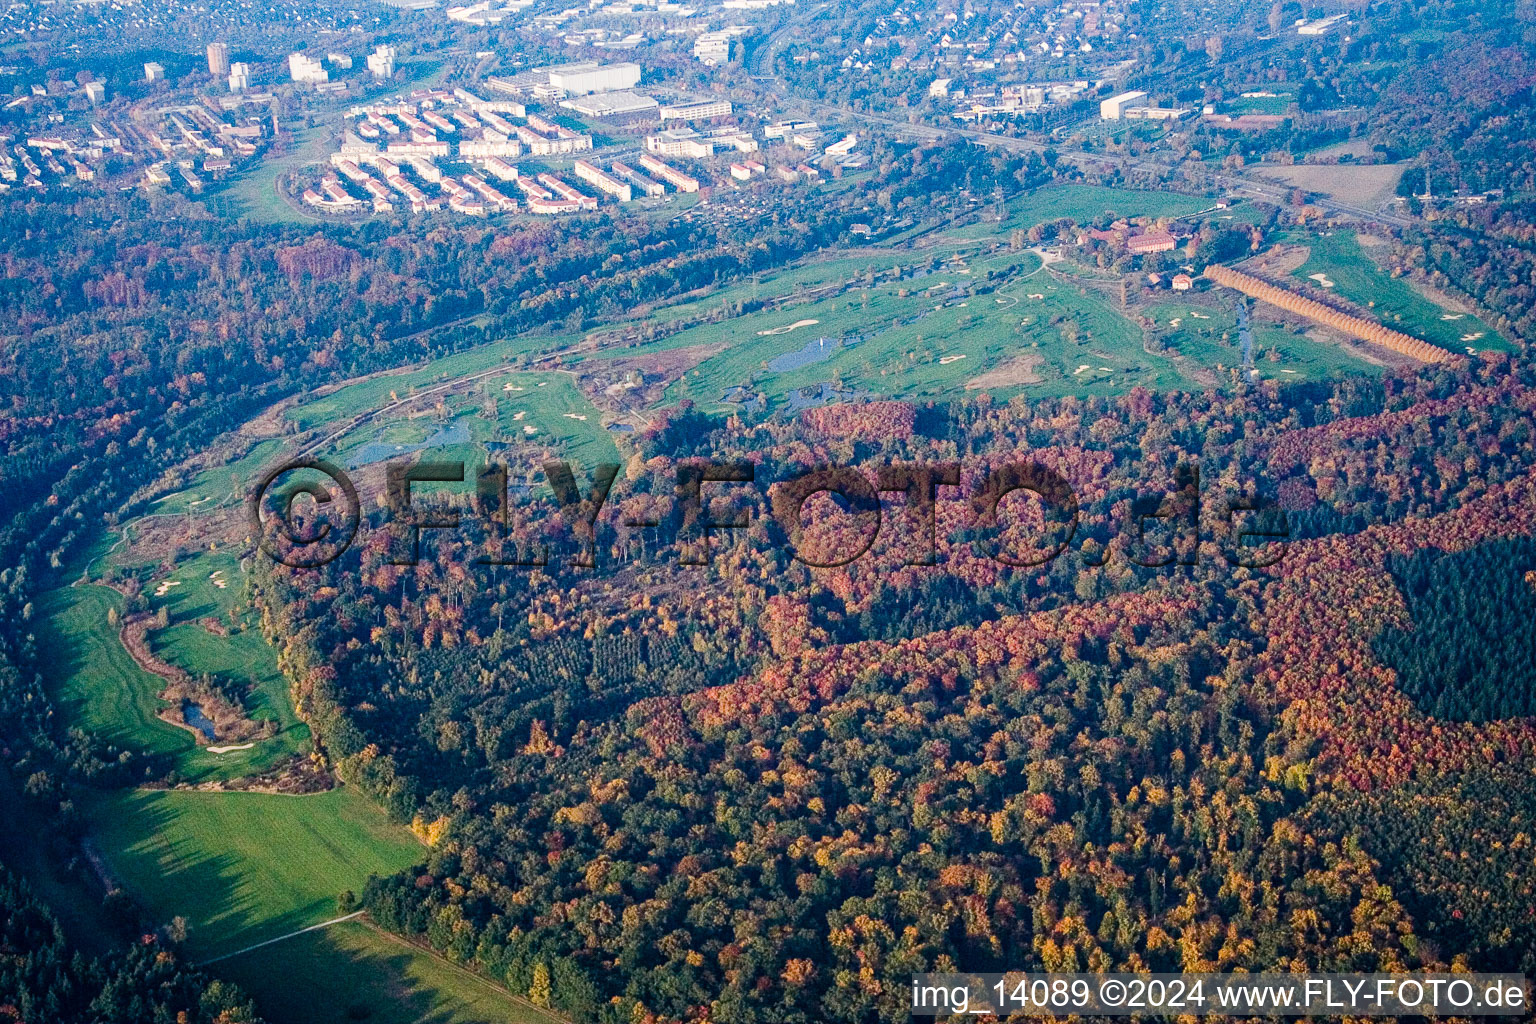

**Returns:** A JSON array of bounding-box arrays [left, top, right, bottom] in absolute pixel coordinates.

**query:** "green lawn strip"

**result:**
[[214, 920, 562, 1024], [1002, 184, 1212, 230], [1285, 230, 1510, 351], [89, 787, 422, 961]]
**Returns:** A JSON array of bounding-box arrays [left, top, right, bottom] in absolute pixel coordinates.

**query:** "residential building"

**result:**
[[928, 78, 952, 99], [288, 54, 329, 84], [693, 30, 747, 65], [144, 63, 166, 83], [611, 161, 664, 197], [83, 81, 105, 104], [207, 43, 230, 76], [1172, 273, 1193, 291], [479, 156, 519, 182], [1099, 90, 1146, 119], [329, 53, 355, 70], [228, 63, 251, 92], [367, 45, 397, 80], [540, 173, 597, 210], [638, 153, 699, 193], [573, 159, 632, 201], [659, 98, 732, 121]]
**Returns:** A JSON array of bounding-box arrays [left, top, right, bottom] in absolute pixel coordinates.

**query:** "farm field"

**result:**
[[1284, 231, 1509, 351], [1254, 163, 1406, 208], [1226, 91, 1294, 114], [89, 787, 422, 961], [215, 920, 558, 1024]]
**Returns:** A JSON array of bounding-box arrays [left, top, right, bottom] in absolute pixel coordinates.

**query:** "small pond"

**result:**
[[183, 702, 217, 742]]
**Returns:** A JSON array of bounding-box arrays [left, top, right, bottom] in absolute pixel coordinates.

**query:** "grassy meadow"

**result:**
[[216, 920, 559, 1024], [90, 787, 421, 960]]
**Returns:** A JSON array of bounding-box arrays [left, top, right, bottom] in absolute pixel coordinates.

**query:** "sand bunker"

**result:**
[[1441, 313, 1464, 321], [1073, 365, 1091, 376], [512, 411, 525, 420], [564, 413, 588, 420], [757, 318, 821, 337], [503, 383, 524, 391], [966, 352, 1043, 389], [523, 425, 538, 434], [1308, 273, 1336, 288], [938, 354, 967, 365], [208, 743, 255, 754], [1462, 332, 1484, 341]]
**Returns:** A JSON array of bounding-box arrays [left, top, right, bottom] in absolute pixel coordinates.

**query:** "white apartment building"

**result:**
[[367, 45, 397, 80], [289, 54, 329, 84]]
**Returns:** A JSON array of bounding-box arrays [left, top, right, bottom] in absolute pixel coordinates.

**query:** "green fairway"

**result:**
[[287, 331, 577, 432], [152, 621, 312, 777], [37, 584, 192, 761], [326, 369, 618, 478], [1286, 230, 1509, 352], [1146, 302, 1379, 383], [38, 562, 306, 783], [150, 440, 285, 516], [614, 247, 1232, 407], [148, 548, 246, 622], [476, 372, 620, 470], [90, 787, 422, 960], [215, 920, 558, 1024]]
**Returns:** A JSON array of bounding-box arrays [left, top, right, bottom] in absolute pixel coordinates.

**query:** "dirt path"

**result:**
[[196, 911, 366, 966]]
